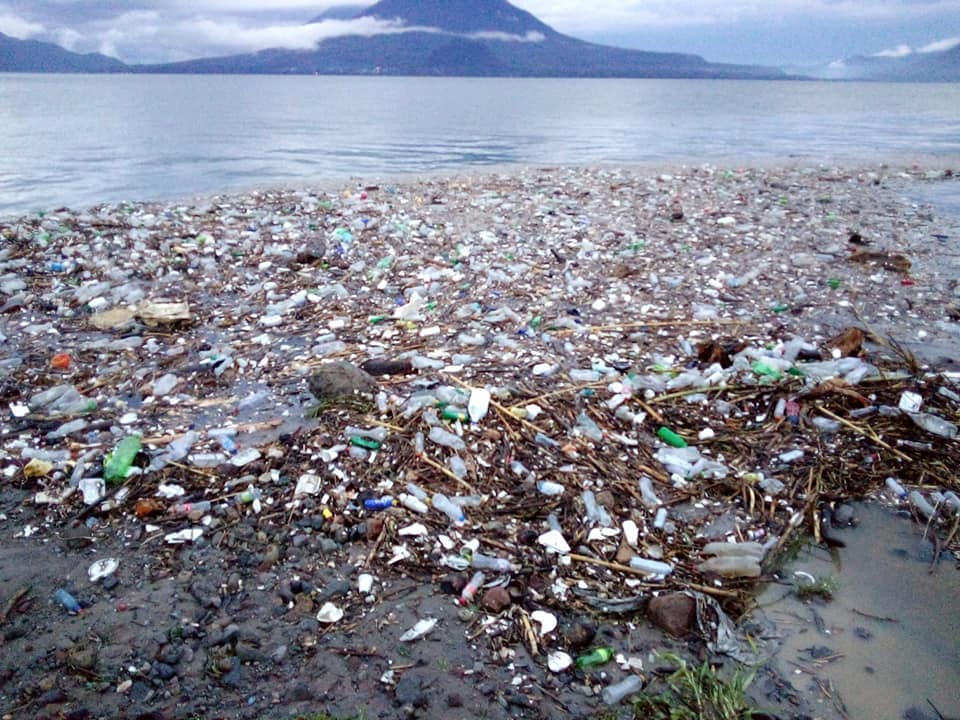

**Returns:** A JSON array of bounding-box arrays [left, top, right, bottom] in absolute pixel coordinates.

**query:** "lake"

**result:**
[[1, 74, 960, 217]]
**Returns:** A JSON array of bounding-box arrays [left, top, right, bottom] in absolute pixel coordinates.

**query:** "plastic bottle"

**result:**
[[628, 557, 674, 576], [575, 647, 614, 670], [537, 480, 565, 496], [471, 552, 516, 573], [398, 493, 428, 514], [364, 496, 395, 511], [428, 426, 466, 451], [653, 507, 668, 530], [657, 427, 687, 448], [103, 435, 142, 484], [575, 413, 604, 442], [638, 476, 661, 508], [432, 493, 465, 524], [885, 477, 907, 498], [908, 412, 959, 439], [238, 487, 262, 504], [350, 436, 382, 450], [406, 483, 429, 502], [448, 455, 468, 479], [441, 406, 469, 423], [468, 388, 491, 423], [602, 675, 644, 705], [908, 490, 937, 519], [697, 556, 762, 578], [53, 588, 82, 614], [459, 571, 485, 605], [413, 432, 425, 456], [169, 500, 212, 516], [345, 426, 389, 442], [582, 490, 612, 527]]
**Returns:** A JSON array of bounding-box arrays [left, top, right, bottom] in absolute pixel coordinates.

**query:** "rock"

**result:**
[[151, 662, 177, 681], [480, 587, 512, 613], [832, 503, 856, 526], [316, 579, 351, 602], [67, 647, 98, 671], [307, 361, 377, 402], [296, 240, 327, 265], [561, 620, 596, 650], [647, 593, 697, 637], [156, 644, 182, 665], [395, 673, 427, 708]]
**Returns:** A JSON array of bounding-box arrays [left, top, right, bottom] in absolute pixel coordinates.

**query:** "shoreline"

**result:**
[[3, 155, 960, 222]]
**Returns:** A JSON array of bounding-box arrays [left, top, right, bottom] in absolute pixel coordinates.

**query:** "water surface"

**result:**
[[2, 75, 960, 217]]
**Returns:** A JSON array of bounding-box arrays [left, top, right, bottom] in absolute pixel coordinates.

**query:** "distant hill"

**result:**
[[141, 0, 784, 79], [0, 31, 126, 72], [307, 5, 369, 23], [809, 43, 960, 81]]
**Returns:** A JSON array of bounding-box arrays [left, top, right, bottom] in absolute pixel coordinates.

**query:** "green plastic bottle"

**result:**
[[349, 436, 382, 450], [657, 427, 688, 448], [576, 647, 615, 670], [103, 435, 142, 484]]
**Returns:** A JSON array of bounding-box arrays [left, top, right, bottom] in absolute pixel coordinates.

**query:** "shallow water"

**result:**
[[760, 503, 960, 720], [2, 74, 960, 217]]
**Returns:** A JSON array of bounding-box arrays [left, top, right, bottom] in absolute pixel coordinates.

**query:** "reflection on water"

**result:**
[[760, 503, 960, 720], [1, 75, 960, 217]]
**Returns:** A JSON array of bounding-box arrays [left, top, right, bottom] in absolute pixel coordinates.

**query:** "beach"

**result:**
[[2, 162, 960, 720]]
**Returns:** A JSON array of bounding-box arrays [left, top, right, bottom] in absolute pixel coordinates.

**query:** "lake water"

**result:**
[[1, 74, 960, 217]]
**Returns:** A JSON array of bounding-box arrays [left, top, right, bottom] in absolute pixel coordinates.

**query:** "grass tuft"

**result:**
[[631, 653, 758, 720]]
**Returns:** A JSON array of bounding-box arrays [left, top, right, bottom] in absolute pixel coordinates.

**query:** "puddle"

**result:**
[[759, 503, 960, 720]]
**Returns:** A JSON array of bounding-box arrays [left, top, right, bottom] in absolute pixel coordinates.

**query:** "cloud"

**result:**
[[0, 5, 45, 38], [871, 35, 960, 58], [874, 43, 914, 57], [918, 36, 960, 52]]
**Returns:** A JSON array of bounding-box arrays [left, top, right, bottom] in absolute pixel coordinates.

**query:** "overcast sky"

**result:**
[[1, 0, 959, 67]]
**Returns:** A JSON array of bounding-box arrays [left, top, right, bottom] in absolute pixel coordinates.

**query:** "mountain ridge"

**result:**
[[0, 31, 126, 73], [140, 0, 783, 78]]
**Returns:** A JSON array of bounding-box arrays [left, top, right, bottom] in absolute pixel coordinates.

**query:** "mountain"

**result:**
[[0, 31, 126, 73], [809, 43, 960, 81], [307, 5, 370, 23], [141, 0, 784, 79]]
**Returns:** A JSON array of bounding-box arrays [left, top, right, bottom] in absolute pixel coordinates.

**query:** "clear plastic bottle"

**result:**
[[885, 477, 907, 498], [537, 480, 565, 496], [428, 426, 466, 451], [432, 493, 465, 524], [169, 500, 212, 516], [638, 476, 661, 508], [602, 675, 644, 705], [468, 388, 491, 423], [398, 493, 428, 514], [582, 490, 612, 527], [471, 552, 516, 573], [909, 490, 937, 518], [459, 571, 485, 605], [406, 483, 429, 502], [628, 557, 673, 576], [697, 556, 762, 578]]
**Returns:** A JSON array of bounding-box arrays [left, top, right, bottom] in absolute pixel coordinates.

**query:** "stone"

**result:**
[[307, 362, 377, 402], [395, 673, 427, 708], [647, 593, 697, 637], [480, 587, 512, 613], [562, 620, 596, 650]]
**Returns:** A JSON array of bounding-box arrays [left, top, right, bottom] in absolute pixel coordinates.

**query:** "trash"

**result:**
[[602, 675, 644, 705], [547, 651, 574, 673], [88, 558, 119, 583], [576, 646, 615, 670], [164, 528, 203, 544], [458, 572, 485, 606], [399, 618, 438, 642], [52, 588, 82, 614], [103, 435, 142, 484], [316, 602, 344, 624]]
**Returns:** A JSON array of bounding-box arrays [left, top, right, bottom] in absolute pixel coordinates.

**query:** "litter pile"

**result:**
[[1, 162, 959, 718]]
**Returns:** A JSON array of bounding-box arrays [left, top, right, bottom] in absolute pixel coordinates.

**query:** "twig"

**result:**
[[817, 407, 913, 462], [0, 586, 30, 626]]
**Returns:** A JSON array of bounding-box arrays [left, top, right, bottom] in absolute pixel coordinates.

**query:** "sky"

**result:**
[[1, 0, 959, 68]]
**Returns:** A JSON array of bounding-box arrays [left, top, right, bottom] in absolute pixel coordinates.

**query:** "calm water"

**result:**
[[2, 74, 960, 217]]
